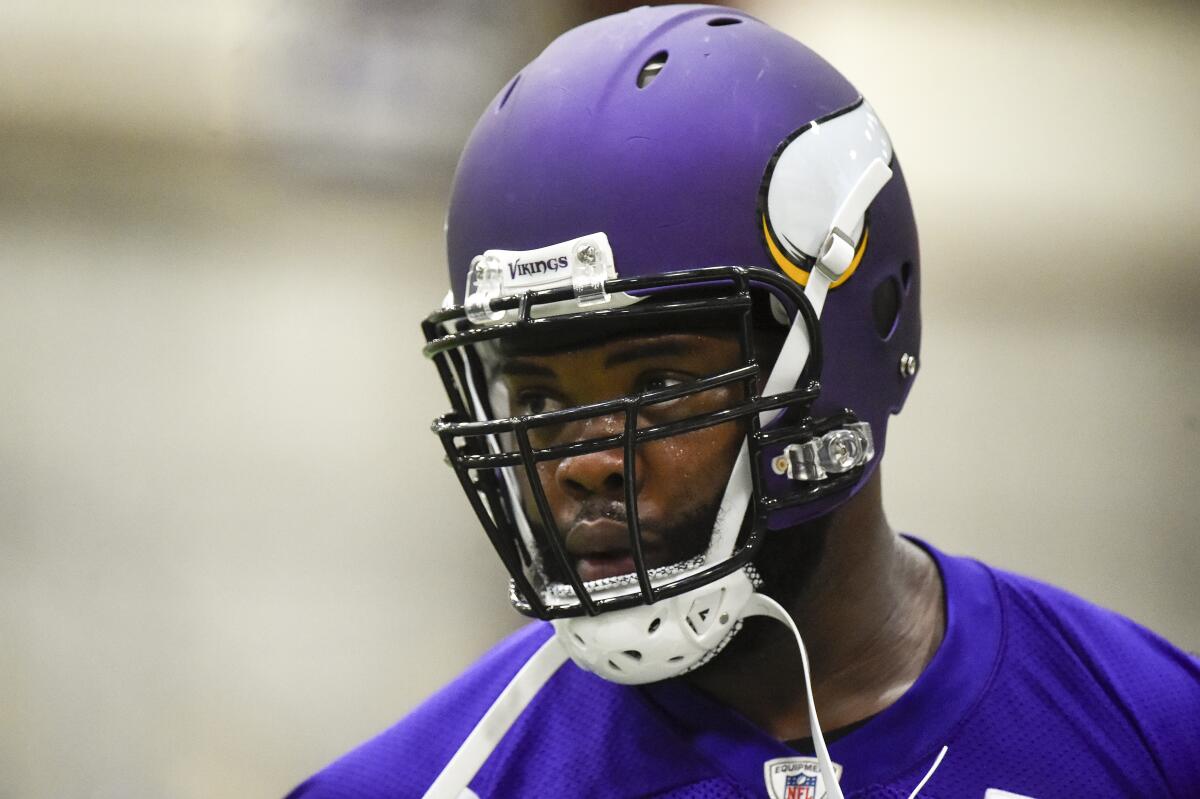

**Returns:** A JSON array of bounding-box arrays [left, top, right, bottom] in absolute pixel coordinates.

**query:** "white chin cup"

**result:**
[[551, 569, 756, 685]]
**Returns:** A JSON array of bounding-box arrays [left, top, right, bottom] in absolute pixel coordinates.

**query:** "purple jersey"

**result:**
[[289, 541, 1200, 797]]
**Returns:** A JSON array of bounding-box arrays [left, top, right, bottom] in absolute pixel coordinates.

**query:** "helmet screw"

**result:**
[[899, 353, 919, 378], [576, 243, 598, 265]]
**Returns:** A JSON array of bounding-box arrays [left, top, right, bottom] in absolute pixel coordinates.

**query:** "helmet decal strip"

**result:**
[[464, 233, 620, 326], [816, 158, 894, 282], [762, 219, 870, 289]]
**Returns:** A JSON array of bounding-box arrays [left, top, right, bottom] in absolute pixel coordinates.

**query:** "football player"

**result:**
[[290, 6, 1200, 798]]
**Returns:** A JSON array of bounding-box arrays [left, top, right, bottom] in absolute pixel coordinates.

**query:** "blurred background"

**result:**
[[1, 0, 1197, 796]]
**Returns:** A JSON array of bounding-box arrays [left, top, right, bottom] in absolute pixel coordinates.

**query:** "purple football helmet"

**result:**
[[423, 5, 920, 636]]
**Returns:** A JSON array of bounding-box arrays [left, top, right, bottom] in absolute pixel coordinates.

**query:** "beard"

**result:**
[[528, 488, 725, 587], [702, 513, 832, 659], [526, 483, 830, 609], [753, 513, 832, 607]]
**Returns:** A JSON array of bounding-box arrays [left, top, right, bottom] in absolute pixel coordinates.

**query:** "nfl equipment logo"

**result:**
[[784, 771, 819, 799], [763, 756, 843, 799]]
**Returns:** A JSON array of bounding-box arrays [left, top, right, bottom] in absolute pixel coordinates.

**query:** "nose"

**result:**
[[553, 414, 645, 501]]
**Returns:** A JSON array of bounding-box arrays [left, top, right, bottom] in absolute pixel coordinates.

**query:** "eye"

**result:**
[[640, 374, 687, 394], [514, 390, 564, 416]]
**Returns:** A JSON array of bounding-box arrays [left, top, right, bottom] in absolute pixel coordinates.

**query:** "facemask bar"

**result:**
[[423, 266, 866, 619], [460, 362, 772, 614]]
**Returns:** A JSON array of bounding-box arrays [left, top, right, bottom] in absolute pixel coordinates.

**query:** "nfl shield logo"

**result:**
[[763, 756, 843, 799], [784, 771, 818, 799]]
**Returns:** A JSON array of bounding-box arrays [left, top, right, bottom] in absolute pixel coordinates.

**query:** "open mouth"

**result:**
[[564, 516, 664, 583], [575, 552, 639, 582], [548, 504, 719, 595]]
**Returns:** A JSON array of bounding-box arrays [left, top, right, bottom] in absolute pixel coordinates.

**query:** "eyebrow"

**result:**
[[496, 360, 557, 378], [602, 338, 698, 368], [496, 338, 703, 378]]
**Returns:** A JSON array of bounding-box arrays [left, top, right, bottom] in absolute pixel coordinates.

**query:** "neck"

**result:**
[[681, 470, 945, 741]]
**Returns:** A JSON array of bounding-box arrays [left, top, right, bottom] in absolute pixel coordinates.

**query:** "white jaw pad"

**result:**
[[552, 567, 758, 684]]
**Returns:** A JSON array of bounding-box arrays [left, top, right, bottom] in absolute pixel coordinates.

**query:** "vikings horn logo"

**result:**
[[758, 99, 893, 289]]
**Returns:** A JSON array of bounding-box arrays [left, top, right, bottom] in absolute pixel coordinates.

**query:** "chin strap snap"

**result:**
[[772, 421, 875, 482]]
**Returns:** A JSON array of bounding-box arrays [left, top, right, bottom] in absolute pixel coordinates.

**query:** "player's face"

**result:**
[[493, 331, 746, 583]]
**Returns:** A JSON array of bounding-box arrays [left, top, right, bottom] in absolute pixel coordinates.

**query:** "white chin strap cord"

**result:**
[[745, 594, 948, 799], [745, 593, 843, 796]]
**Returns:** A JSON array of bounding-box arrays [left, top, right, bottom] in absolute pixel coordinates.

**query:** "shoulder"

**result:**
[[986, 559, 1200, 698], [974, 555, 1200, 790], [929, 544, 1200, 701], [286, 623, 555, 799], [287, 623, 715, 798]]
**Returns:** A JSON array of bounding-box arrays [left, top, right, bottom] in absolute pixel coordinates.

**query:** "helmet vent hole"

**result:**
[[572, 632, 586, 647], [607, 659, 622, 671], [622, 650, 642, 661], [901, 260, 914, 291], [637, 51, 668, 89], [668, 655, 685, 663], [497, 74, 520, 111], [647, 618, 661, 634], [707, 17, 743, 26], [872, 276, 902, 341]]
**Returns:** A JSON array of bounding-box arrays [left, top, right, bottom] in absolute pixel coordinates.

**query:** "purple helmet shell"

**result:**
[[443, 4, 920, 529]]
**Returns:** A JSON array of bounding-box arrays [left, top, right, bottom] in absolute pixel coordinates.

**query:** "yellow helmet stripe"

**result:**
[[761, 216, 867, 289]]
